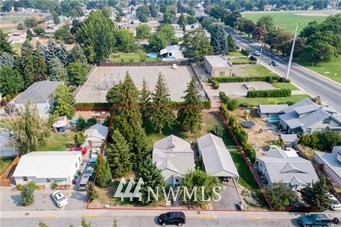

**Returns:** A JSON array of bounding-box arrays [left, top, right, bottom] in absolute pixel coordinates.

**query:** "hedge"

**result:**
[[212, 80, 219, 89], [246, 88, 291, 98], [219, 92, 238, 111], [211, 75, 280, 83], [219, 92, 229, 104]]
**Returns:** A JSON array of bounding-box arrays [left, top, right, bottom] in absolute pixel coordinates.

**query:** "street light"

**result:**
[[286, 23, 299, 80]]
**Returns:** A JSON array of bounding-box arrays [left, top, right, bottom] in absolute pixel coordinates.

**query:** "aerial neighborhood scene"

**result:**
[[0, 0, 340, 226]]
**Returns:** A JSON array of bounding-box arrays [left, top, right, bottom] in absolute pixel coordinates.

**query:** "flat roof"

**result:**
[[204, 56, 231, 68]]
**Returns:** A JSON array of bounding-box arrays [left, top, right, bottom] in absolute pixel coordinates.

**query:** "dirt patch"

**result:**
[[74, 111, 110, 120], [0, 23, 16, 28]]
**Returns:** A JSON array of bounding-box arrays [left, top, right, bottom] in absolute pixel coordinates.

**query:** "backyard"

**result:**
[[109, 52, 161, 63], [235, 94, 311, 106], [38, 132, 75, 151]]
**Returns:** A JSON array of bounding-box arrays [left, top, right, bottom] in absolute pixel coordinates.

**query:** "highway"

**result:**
[[227, 28, 341, 113]]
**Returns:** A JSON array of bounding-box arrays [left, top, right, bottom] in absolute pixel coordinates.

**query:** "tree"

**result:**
[[180, 169, 220, 208], [67, 45, 87, 65], [20, 184, 35, 206], [52, 10, 60, 24], [55, 25, 74, 44], [95, 154, 112, 188], [52, 85, 75, 119], [301, 176, 331, 211], [38, 222, 49, 227], [252, 26, 267, 41], [257, 15, 274, 32], [102, 7, 112, 18], [187, 15, 197, 25], [0, 30, 13, 54], [33, 26, 45, 36], [26, 29, 33, 41], [139, 78, 151, 126], [135, 157, 165, 205], [49, 58, 66, 81], [33, 50, 48, 81], [76, 11, 116, 63], [239, 18, 256, 36], [180, 29, 212, 63], [266, 182, 299, 210], [106, 130, 132, 178], [24, 17, 38, 28], [150, 73, 175, 134], [178, 13, 187, 28], [19, 40, 36, 86], [0, 66, 24, 96], [76, 116, 87, 131], [210, 24, 228, 55], [177, 78, 203, 133], [148, 32, 167, 52], [136, 24, 152, 39], [74, 131, 86, 146], [158, 24, 178, 45], [227, 34, 236, 52], [67, 60, 88, 86], [131, 127, 149, 164], [114, 29, 137, 52], [136, 5, 150, 22]]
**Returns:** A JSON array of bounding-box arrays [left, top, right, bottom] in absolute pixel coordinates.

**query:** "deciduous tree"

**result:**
[[136, 24, 152, 39], [52, 85, 75, 119], [301, 176, 331, 211]]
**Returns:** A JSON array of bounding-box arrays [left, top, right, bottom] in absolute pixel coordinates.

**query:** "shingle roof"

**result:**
[[293, 104, 319, 115], [258, 104, 288, 114], [332, 114, 341, 124], [314, 151, 341, 180], [299, 108, 330, 129], [197, 133, 239, 178], [14, 81, 64, 103], [84, 124, 108, 140], [282, 98, 316, 114]]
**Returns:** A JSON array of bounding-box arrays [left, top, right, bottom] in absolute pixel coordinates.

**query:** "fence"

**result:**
[[189, 63, 211, 102], [0, 156, 20, 187], [98, 60, 190, 67]]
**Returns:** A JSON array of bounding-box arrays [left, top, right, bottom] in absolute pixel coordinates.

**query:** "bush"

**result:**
[[279, 77, 290, 83], [20, 184, 35, 206], [244, 143, 256, 163], [51, 182, 58, 189], [210, 125, 225, 137], [120, 58, 125, 62], [249, 55, 257, 61], [212, 80, 219, 89], [227, 99, 239, 111], [247, 89, 291, 98], [26, 181, 38, 190], [129, 58, 134, 62], [86, 117, 97, 128], [76, 116, 87, 131], [86, 183, 98, 202], [219, 92, 229, 104], [241, 48, 251, 56], [212, 75, 280, 83], [16, 184, 23, 191]]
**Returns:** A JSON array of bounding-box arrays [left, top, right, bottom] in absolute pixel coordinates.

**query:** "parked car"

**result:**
[[78, 174, 92, 191], [158, 211, 186, 226], [51, 190, 68, 208], [236, 201, 244, 211], [298, 214, 331, 227], [252, 50, 261, 56], [270, 60, 278, 66], [331, 198, 341, 211]]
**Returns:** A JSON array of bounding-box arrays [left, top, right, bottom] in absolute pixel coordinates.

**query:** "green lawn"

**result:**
[[0, 158, 14, 174], [236, 94, 311, 106], [227, 52, 245, 57], [109, 52, 161, 63], [232, 57, 251, 64], [39, 132, 75, 151], [243, 12, 327, 33], [241, 65, 278, 77], [297, 56, 341, 83], [273, 82, 299, 90]]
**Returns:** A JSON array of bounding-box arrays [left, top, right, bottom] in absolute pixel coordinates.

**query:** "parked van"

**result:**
[[78, 174, 91, 191]]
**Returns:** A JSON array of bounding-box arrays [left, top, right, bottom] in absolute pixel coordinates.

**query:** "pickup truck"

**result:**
[[298, 214, 331, 227]]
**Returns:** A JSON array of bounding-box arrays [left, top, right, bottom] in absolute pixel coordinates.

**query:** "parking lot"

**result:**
[[0, 186, 87, 211]]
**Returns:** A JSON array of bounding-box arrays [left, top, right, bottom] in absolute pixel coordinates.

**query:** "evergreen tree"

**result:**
[[67, 45, 87, 65], [20, 41, 36, 86], [131, 127, 149, 164], [227, 34, 236, 52], [150, 73, 175, 134], [52, 85, 75, 119], [266, 182, 299, 210], [0, 66, 24, 96], [106, 130, 132, 178], [33, 50, 48, 81], [210, 24, 228, 55], [67, 60, 88, 86], [0, 52, 15, 67], [49, 58, 66, 81], [0, 30, 13, 55], [177, 78, 203, 133], [20, 184, 35, 206], [135, 157, 165, 205], [139, 78, 151, 126], [95, 154, 112, 188], [301, 176, 331, 211], [178, 13, 187, 28]]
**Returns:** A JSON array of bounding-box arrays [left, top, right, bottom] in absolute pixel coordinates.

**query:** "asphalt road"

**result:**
[[227, 28, 341, 113]]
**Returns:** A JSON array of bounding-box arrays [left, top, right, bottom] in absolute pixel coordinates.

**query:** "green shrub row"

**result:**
[[219, 92, 238, 111], [220, 104, 256, 163], [212, 80, 219, 89], [211, 75, 280, 83], [247, 89, 291, 98]]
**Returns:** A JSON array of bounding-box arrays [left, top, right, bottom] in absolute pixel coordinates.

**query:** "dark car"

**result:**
[[298, 214, 331, 227], [270, 60, 278, 66], [158, 211, 186, 226]]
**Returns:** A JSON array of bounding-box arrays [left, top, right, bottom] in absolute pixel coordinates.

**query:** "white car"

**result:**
[[252, 50, 261, 56], [51, 190, 68, 208], [331, 198, 341, 211]]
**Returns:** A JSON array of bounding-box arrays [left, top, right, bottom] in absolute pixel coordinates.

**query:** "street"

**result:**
[[226, 28, 341, 113]]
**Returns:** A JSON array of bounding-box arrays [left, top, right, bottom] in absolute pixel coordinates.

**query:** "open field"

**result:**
[[109, 52, 160, 63], [235, 94, 311, 106], [38, 132, 75, 151], [242, 12, 328, 33], [240, 65, 278, 77], [297, 56, 341, 83], [0, 157, 14, 174]]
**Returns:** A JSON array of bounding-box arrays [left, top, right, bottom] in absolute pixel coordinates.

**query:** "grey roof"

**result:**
[[197, 133, 239, 178], [153, 135, 195, 175], [331, 114, 341, 124], [84, 124, 108, 140], [293, 104, 319, 115], [14, 81, 64, 103], [282, 98, 317, 114], [299, 108, 330, 129], [280, 134, 298, 144], [314, 151, 341, 180], [279, 112, 302, 129], [204, 55, 231, 68], [258, 104, 288, 114]]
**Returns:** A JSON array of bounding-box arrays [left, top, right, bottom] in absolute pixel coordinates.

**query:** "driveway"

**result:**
[[0, 186, 87, 211], [212, 180, 241, 210]]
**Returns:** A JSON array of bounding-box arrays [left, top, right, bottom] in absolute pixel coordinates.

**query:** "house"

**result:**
[[256, 147, 318, 190], [160, 45, 184, 60], [13, 81, 64, 117], [0, 128, 16, 158], [264, 4, 274, 11], [84, 124, 108, 148], [153, 135, 195, 186], [279, 134, 298, 147], [257, 104, 288, 118], [314, 146, 341, 186], [197, 134, 239, 181], [185, 22, 201, 31], [13, 151, 82, 185], [7, 30, 27, 44], [279, 98, 341, 134], [204, 55, 232, 77]]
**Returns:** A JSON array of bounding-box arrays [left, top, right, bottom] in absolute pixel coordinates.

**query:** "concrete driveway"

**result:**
[[0, 186, 87, 211], [212, 180, 241, 210]]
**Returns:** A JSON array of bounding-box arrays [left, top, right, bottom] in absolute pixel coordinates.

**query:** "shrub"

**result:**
[[210, 125, 225, 137], [86, 183, 99, 202], [249, 55, 257, 61], [76, 116, 87, 131], [51, 182, 58, 189], [16, 184, 23, 191], [227, 99, 239, 111], [244, 143, 256, 163], [212, 80, 219, 89], [5, 94, 12, 101], [219, 92, 229, 104], [26, 181, 38, 190], [246, 89, 291, 98], [139, 51, 146, 62], [86, 117, 97, 128], [20, 184, 35, 206], [74, 131, 86, 146], [241, 48, 251, 56], [211, 75, 280, 83], [129, 58, 134, 62], [120, 58, 125, 62]]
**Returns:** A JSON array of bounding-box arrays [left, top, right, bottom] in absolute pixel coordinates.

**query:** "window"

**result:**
[[323, 118, 331, 124], [316, 128, 323, 132], [47, 178, 51, 182], [23, 177, 28, 181], [306, 128, 312, 134]]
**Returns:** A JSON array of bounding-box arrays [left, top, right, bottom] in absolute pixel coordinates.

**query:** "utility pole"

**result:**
[[286, 23, 299, 80], [259, 43, 264, 64]]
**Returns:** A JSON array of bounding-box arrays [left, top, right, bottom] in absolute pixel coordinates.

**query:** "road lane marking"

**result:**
[[43, 216, 57, 219], [83, 215, 98, 219], [247, 216, 263, 220]]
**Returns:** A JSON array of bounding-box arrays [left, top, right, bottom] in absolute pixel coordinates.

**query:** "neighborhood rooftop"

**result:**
[[204, 56, 232, 68], [258, 104, 288, 114]]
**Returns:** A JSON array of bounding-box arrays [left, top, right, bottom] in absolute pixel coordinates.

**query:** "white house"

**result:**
[[0, 128, 17, 158], [153, 135, 195, 186], [84, 124, 109, 148], [197, 133, 239, 181], [13, 81, 64, 117], [204, 55, 232, 77], [13, 151, 82, 185], [160, 45, 184, 60]]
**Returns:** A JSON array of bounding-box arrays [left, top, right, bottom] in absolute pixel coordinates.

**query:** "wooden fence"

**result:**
[[0, 156, 20, 187]]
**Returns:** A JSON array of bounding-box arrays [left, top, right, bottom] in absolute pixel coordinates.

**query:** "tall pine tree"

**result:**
[[20, 40, 36, 86], [49, 58, 66, 81], [210, 24, 228, 55], [150, 73, 175, 134], [95, 154, 112, 188], [177, 78, 203, 133], [33, 49, 48, 81], [139, 77, 151, 127], [106, 130, 132, 178], [301, 176, 331, 211]]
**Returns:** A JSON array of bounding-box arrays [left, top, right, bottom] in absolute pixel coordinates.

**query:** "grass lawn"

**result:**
[[297, 56, 341, 83], [241, 65, 278, 77], [235, 94, 311, 106], [227, 52, 245, 57], [38, 132, 75, 151], [232, 57, 251, 64], [0, 157, 14, 175], [273, 82, 299, 90], [243, 12, 327, 33], [109, 52, 161, 63]]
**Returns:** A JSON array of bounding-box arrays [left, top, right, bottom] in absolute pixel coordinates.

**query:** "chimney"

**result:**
[[314, 96, 321, 105]]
